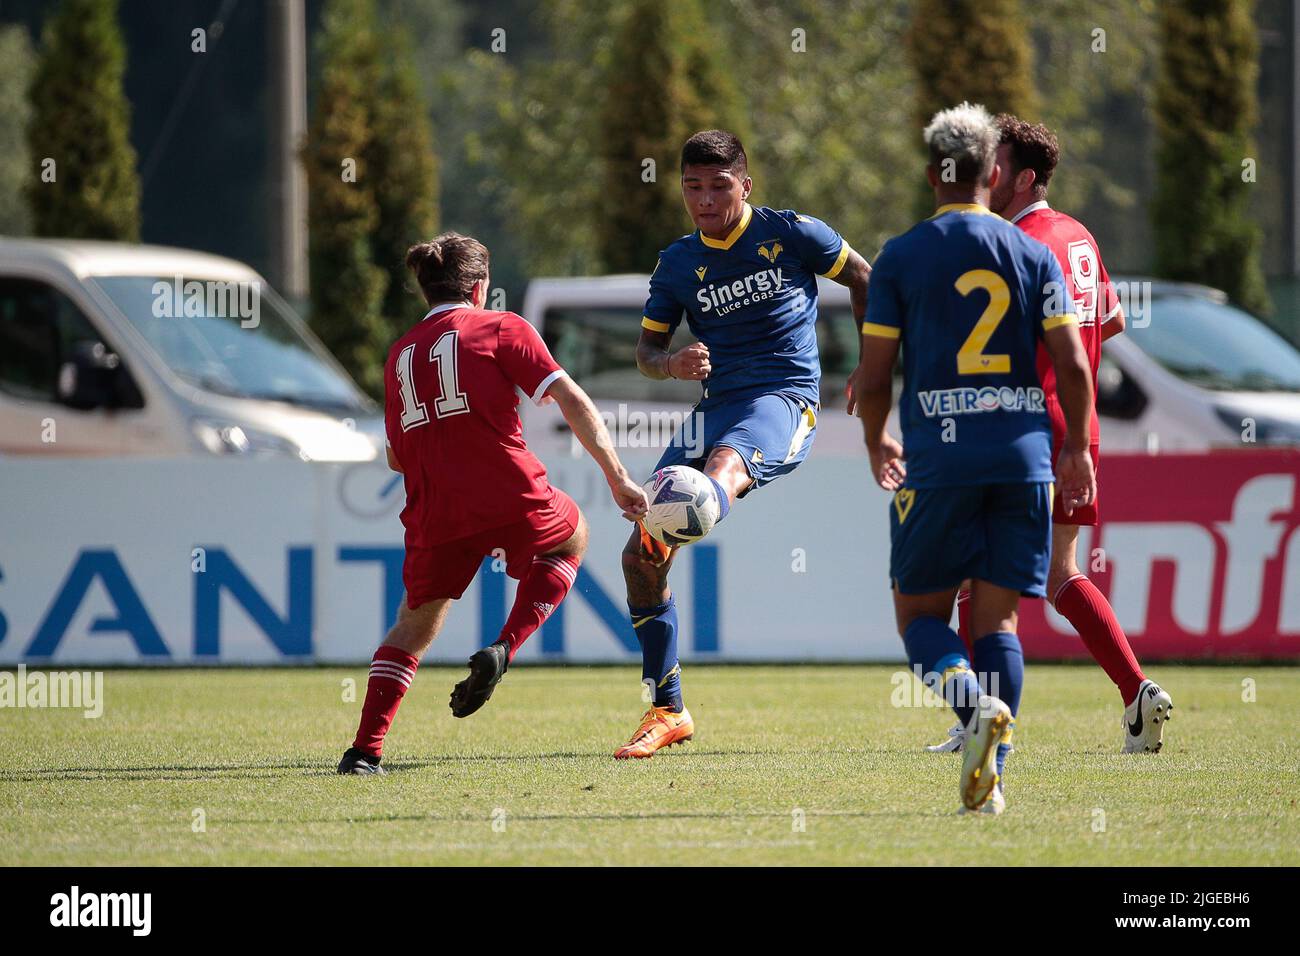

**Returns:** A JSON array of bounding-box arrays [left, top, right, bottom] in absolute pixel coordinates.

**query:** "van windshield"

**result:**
[[542, 304, 861, 406], [93, 275, 372, 412], [1126, 294, 1300, 392]]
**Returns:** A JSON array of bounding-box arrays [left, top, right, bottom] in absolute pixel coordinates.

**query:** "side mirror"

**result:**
[[1095, 354, 1148, 421], [58, 341, 122, 411]]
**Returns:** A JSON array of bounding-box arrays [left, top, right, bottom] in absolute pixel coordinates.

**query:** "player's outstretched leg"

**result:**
[[450, 516, 588, 718], [615, 526, 692, 758], [613, 449, 741, 759], [339, 597, 450, 775], [1048, 525, 1172, 753]]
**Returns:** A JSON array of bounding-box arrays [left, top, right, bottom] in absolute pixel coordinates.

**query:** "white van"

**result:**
[[0, 238, 380, 460], [520, 274, 1300, 460]]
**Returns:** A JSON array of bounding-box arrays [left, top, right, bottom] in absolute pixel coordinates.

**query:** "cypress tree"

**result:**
[[370, 28, 440, 325], [0, 26, 36, 235], [25, 0, 140, 240], [597, 0, 749, 273], [303, 0, 389, 397], [906, 0, 1036, 129], [905, 0, 1035, 217], [1152, 0, 1269, 314]]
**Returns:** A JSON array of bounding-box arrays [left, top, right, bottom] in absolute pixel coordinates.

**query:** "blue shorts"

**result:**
[[653, 391, 817, 492], [889, 482, 1053, 597]]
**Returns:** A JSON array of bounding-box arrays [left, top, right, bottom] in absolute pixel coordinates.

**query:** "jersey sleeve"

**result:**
[[497, 314, 566, 406], [382, 342, 402, 451], [786, 212, 851, 279], [1038, 245, 1078, 337], [860, 243, 902, 340], [640, 255, 684, 335]]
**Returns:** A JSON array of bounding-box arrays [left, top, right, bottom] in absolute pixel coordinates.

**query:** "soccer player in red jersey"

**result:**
[[933, 117, 1172, 756], [338, 233, 648, 775]]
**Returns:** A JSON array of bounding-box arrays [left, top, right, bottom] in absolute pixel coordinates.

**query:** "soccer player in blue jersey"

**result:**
[[613, 129, 872, 758], [852, 103, 1096, 813]]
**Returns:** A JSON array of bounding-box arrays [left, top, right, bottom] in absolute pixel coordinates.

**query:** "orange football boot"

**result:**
[[613, 705, 694, 759], [637, 520, 672, 566]]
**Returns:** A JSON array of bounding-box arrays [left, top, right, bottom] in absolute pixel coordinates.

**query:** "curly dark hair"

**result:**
[[995, 114, 1059, 198], [405, 232, 490, 306]]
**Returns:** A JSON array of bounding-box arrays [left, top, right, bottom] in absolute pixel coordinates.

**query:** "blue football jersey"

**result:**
[[863, 203, 1076, 488], [641, 204, 849, 405]]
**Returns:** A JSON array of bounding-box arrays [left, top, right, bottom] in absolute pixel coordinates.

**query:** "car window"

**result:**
[[817, 304, 859, 409], [542, 306, 703, 403], [93, 275, 370, 413], [1127, 295, 1300, 392], [0, 277, 113, 403], [542, 303, 864, 406]]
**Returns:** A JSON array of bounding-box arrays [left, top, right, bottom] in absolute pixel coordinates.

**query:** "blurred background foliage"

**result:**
[[0, 0, 1293, 352]]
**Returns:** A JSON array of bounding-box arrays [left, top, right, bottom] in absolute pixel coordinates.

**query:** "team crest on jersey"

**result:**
[[695, 266, 707, 281], [756, 241, 783, 263]]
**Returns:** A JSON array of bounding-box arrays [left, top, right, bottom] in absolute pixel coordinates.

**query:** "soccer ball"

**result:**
[[641, 465, 721, 546]]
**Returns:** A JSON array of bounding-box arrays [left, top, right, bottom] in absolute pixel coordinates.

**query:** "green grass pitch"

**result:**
[[2, 664, 1296, 866]]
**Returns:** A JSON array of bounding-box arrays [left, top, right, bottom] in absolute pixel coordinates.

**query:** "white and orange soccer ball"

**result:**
[[641, 465, 721, 546]]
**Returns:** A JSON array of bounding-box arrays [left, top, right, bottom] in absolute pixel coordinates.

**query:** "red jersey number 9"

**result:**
[[1065, 239, 1097, 325]]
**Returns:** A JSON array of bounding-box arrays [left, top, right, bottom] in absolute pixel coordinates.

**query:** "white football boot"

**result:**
[[925, 722, 968, 753], [1123, 679, 1173, 753], [960, 695, 1012, 813]]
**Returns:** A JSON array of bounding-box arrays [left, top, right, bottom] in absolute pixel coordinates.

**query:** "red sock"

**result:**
[[956, 588, 974, 658], [352, 645, 419, 757], [1054, 574, 1145, 704], [500, 553, 579, 661]]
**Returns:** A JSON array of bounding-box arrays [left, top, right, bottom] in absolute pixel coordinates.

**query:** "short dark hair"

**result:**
[[680, 129, 747, 175], [405, 232, 489, 305], [995, 114, 1059, 198]]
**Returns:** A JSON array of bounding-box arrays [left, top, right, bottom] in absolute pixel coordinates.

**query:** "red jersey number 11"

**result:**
[[396, 329, 471, 432]]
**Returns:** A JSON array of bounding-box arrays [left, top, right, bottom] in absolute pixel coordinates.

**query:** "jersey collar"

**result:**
[[1010, 199, 1050, 224], [698, 202, 753, 250], [930, 202, 996, 218], [422, 301, 470, 321]]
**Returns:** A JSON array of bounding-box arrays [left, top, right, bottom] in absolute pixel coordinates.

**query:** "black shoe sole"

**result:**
[[338, 762, 385, 776], [450, 645, 507, 718], [336, 749, 385, 775]]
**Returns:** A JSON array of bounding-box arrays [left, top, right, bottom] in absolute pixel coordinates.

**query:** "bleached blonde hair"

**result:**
[[923, 101, 999, 185]]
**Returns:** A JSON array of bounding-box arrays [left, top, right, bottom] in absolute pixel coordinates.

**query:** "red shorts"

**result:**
[[1051, 436, 1100, 526], [403, 489, 581, 607]]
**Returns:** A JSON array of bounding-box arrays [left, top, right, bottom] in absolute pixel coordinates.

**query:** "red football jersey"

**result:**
[[1016, 203, 1123, 445], [384, 304, 565, 547]]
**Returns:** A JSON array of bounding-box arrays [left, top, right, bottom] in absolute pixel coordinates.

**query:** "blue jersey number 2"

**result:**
[[954, 269, 1011, 375]]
